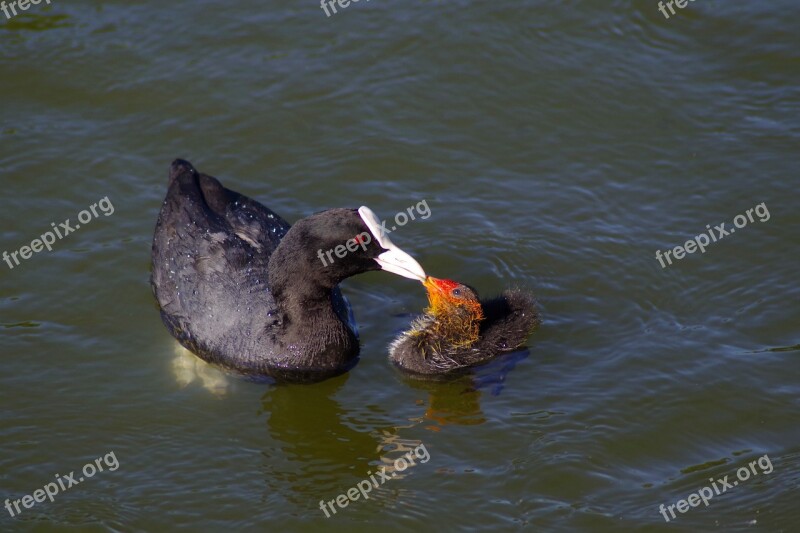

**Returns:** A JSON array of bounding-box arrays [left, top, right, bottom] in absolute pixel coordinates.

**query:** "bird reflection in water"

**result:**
[[258, 374, 429, 509], [401, 348, 530, 430]]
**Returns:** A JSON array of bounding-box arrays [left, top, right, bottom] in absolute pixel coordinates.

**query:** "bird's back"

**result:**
[[151, 166, 289, 367]]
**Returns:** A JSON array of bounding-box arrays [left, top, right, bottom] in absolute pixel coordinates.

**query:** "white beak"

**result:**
[[358, 206, 427, 281]]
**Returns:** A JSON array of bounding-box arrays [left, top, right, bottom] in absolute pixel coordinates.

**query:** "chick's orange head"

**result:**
[[422, 276, 483, 318]]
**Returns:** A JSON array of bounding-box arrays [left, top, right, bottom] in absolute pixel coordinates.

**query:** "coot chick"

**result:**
[[389, 277, 539, 376], [152, 159, 426, 383]]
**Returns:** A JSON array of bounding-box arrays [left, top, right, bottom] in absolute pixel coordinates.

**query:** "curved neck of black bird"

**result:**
[[267, 236, 352, 348]]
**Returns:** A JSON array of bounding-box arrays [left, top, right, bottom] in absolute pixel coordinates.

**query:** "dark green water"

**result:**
[[1, 1, 798, 531]]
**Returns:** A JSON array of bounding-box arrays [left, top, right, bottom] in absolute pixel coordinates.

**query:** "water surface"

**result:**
[[1, 0, 798, 531]]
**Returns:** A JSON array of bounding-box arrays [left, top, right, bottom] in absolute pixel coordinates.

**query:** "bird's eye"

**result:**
[[452, 289, 461, 297]]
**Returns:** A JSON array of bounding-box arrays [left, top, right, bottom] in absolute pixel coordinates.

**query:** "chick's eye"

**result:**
[[452, 289, 461, 297]]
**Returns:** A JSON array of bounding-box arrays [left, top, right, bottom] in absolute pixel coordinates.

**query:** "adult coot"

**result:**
[[389, 277, 539, 376], [152, 159, 426, 383]]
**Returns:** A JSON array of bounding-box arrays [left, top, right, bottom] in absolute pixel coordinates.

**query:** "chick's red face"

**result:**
[[426, 277, 461, 294], [422, 276, 482, 316]]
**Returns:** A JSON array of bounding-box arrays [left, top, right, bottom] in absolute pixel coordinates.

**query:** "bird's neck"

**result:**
[[425, 307, 483, 348], [266, 239, 357, 359]]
